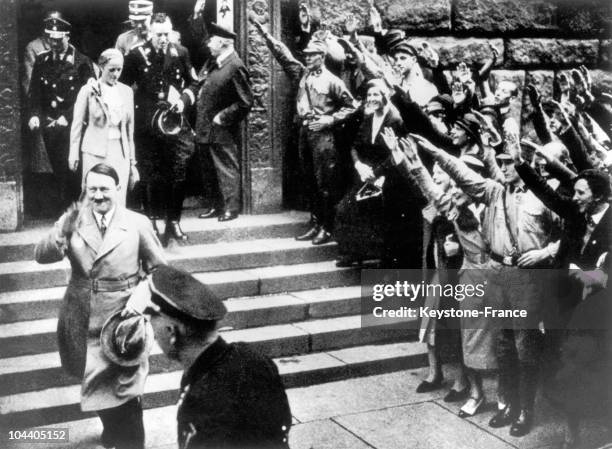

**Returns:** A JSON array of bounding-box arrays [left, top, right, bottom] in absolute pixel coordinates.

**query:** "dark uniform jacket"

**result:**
[[177, 337, 291, 449], [183, 51, 253, 145], [29, 45, 94, 123], [120, 41, 196, 133]]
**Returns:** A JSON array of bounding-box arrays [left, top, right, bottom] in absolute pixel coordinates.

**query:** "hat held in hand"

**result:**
[[101, 311, 154, 366]]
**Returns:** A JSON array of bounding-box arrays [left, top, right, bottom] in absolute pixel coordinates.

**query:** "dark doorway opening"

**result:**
[[18, 0, 239, 219]]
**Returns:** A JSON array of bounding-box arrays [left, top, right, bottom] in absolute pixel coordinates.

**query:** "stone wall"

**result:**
[[305, 0, 611, 138], [0, 0, 22, 231]]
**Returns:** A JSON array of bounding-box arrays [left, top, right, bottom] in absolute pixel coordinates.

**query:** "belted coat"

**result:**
[[35, 205, 166, 410]]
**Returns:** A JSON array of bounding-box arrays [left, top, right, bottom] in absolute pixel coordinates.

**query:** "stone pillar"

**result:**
[[240, 0, 284, 214], [0, 0, 23, 231]]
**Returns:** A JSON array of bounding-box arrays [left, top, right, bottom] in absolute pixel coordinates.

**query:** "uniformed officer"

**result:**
[[138, 265, 292, 449], [252, 19, 356, 245], [28, 15, 95, 210], [120, 12, 197, 243], [115, 0, 153, 56]]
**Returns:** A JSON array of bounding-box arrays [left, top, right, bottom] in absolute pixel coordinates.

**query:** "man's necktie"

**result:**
[[100, 214, 107, 237]]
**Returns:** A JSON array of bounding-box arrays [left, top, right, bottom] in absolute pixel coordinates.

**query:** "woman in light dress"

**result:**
[[70, 48, 138, 205]]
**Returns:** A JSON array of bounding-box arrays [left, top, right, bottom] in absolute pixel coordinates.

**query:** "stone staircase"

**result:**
[[0, 211, 426, 436]]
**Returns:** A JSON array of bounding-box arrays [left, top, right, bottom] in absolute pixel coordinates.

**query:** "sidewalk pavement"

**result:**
[[11, 367, 610, 449]]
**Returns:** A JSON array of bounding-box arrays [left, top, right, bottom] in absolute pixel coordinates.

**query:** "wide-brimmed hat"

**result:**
[[100, 311, 154, 366], [454, 113, 482, 143]]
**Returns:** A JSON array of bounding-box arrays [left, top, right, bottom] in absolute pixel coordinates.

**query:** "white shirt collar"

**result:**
[[591, 203, 609, 226], [93, 206, 115, 229], [216, 47, 234, 67]]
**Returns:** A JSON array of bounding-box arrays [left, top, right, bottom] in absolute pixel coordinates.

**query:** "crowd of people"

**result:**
[[251, 3, 611, 447], [27, 0, 612, 448]]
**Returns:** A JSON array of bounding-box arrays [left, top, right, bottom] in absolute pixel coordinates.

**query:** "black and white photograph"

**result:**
[[0, 0, 611, 448]]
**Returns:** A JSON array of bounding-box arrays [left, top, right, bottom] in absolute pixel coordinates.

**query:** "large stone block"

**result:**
[[591, 69, 612, 95], [521, 71, 555, 143], [490, 70, 526, 130], [375, 0, 451, 32], [308, 0, 371, 35], [506, 39, 600, 67], [408, 37, 503, 69], [454, 0, 557, 33], [557, 0, 611, 36]]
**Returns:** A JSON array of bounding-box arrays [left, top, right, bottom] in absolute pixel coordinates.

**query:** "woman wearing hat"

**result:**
[[70, 48, 138, 206]]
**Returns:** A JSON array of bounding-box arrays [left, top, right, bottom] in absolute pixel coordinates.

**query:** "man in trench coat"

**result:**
[[35, 163, 166, 449]]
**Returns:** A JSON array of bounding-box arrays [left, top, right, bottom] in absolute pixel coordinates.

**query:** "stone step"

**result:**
[[0, 261, 360, 324], [0, 211, 310, 263], [0, 311, 416, 399], [0, 284, 363, 361], [0, 237, 339, 293], [0, 340, 425, 431]]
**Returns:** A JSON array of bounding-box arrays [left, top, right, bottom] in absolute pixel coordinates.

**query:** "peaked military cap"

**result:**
[[129, 0, 153, 20], [208, 22, 237, 40], [389, 40, 417, 57], [302, 39, 327, 54], [45, 15, 71, 38], [150, 265, 227, 322]]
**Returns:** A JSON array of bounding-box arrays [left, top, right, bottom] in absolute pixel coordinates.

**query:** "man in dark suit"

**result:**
[[120, 12, 197, 242], [28, 15, 95, 211], [141, 265, 292, 448], [183, 22, 253, 222], [516, 160, 611, 317]]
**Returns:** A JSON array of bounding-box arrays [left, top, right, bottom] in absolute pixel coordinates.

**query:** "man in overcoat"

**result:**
[[139, 265, 292, 448], [35, 163, 166, 449], [182, 21, 253, 222]]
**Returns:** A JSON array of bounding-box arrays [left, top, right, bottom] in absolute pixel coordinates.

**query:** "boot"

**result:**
[[295, 225, 320, 241], [166, 220, 188, 241], [312, 227, 332, 245], [165, 183, 188, 242]]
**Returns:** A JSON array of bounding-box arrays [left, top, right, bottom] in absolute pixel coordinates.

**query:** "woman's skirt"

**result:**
[[82, 139, 129, 206], [335, 183, 385, 261], [459, 268, 499, 370]]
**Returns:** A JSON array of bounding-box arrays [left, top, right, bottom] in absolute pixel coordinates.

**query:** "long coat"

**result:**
[[177, 337, 291, 449], [185, 51, 253, 146], [35, 205, 166, 410]]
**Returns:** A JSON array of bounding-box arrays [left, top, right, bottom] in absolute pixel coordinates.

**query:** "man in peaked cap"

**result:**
[[115, 0, 154, 55], [252, 17, 356, 245], [390, 39, 438, 107], [141, 265, 292, 449], [28, 14, 95, 212]]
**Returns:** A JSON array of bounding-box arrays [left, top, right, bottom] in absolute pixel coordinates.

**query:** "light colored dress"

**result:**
[[70, 81, 135, 206]]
